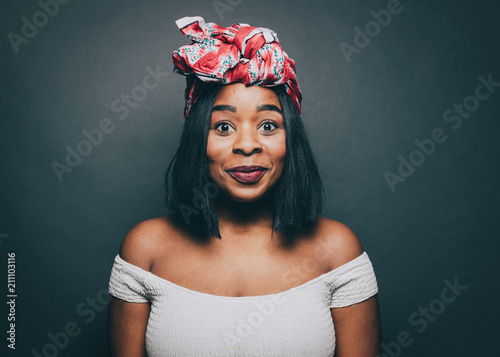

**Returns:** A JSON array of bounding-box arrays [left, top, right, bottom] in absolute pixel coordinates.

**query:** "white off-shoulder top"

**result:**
[[108, 251, 378, 357]]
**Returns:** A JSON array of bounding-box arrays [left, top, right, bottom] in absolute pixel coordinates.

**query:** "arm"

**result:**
[[331, 295, 381, 356], [108, 297, 150, 357], [318, 218, 381, 356], [107, 218, 166, 357]]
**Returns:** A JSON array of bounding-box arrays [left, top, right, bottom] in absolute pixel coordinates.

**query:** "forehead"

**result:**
[[214, 83, 281, 108]]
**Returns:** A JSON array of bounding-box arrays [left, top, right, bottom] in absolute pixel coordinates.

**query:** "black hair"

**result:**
[[163, 80, 324, 246]]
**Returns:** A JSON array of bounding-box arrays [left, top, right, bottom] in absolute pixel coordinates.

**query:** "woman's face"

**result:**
[[207, 83, 286, 202]]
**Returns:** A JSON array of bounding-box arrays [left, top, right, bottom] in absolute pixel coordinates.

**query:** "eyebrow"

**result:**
[[257, 104, 282, 114], [211, 104, 282, 114], [212, 104, 237, 113]]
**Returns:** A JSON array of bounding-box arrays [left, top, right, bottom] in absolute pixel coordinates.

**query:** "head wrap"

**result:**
[[172, 16, 302, 118]]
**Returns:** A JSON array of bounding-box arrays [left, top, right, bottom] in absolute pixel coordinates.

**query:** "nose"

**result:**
[[232, 126, 263, 155]]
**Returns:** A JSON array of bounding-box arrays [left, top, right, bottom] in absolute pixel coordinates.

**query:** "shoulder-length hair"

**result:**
[[163, 80, 324, 246]]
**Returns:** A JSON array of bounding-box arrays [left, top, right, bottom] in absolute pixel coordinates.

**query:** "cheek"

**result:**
[[269, 136, 286, 163], [206, 134, 221, 163], [206, 135, 230, 172]]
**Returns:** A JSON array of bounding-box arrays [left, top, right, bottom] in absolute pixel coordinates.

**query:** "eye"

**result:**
[[259, 120, 280, 133], [214, 121, 235, 135]]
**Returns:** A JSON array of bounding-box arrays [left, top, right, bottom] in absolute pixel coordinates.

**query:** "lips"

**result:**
[[227, 165, 267, 173], [226, 166, 268, 183]]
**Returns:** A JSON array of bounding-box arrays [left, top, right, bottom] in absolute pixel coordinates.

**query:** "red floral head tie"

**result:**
[[172, 16, 302, 118]]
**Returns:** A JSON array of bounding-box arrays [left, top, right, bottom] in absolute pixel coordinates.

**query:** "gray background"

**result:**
[[1, 0, 499, 356]]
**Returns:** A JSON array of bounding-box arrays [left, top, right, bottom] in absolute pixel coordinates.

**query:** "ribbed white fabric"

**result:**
[[108, 251, 378, 357]]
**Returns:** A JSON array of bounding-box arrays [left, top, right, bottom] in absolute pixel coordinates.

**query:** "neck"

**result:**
[[214, 191, 275, 238]]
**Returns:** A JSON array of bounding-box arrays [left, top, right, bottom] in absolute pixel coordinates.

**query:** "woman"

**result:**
[[108, 16, 381, 356]]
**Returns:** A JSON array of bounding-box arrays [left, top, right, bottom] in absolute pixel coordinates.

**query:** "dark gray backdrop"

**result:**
[[1, 0, 499, 356]]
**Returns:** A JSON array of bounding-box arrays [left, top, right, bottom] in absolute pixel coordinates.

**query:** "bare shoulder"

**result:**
[[118, 214, 178, 271], [313, 216, 364, 271]]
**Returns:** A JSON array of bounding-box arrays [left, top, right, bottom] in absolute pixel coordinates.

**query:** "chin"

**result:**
[[222, 188, 269, 203]]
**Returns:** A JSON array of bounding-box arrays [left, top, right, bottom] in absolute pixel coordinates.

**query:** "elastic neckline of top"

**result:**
[[114, 251, 368, 300]]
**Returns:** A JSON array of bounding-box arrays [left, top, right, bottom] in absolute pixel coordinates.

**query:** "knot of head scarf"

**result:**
[[172, 16, 302, 118]]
